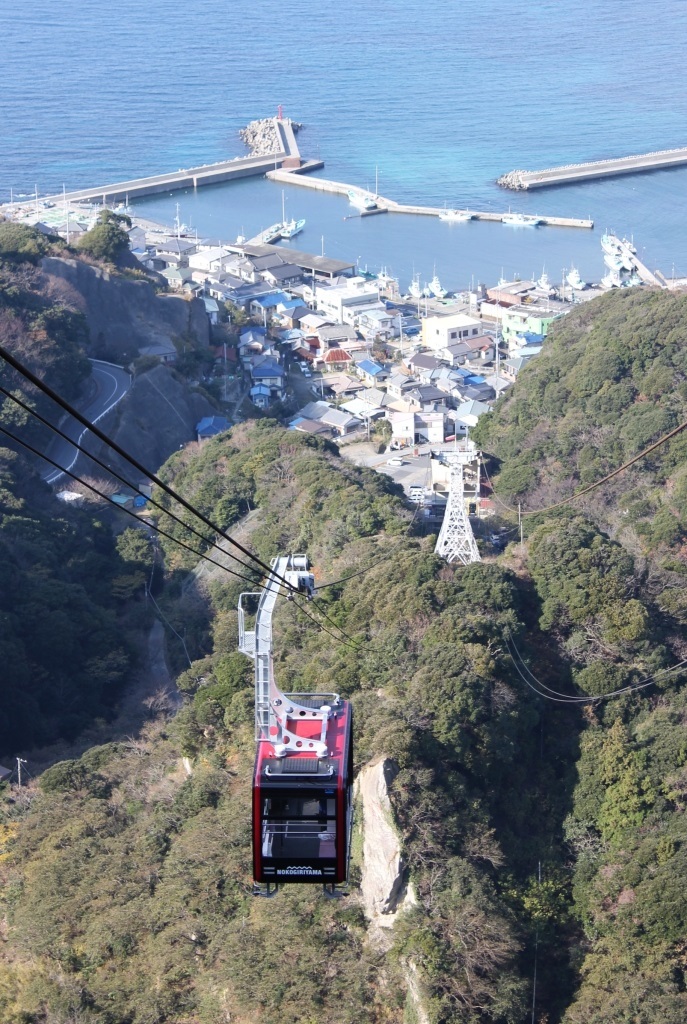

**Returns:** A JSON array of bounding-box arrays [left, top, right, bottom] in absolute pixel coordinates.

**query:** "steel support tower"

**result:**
[[434, 453, 481, 565]]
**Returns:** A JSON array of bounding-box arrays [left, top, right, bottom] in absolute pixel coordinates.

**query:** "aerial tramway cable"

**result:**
[[0, 383, 263, 577], [0, 345, 301, 595], [0, 424, 274, 591]]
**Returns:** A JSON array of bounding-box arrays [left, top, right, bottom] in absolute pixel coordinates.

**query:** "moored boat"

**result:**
[[439, 208, 472, 223], [601, 232, 622, 257], [347, 189, 377, 211], [280, 218, 305, 240], [502, 212, 541, 227], [408, 274, 422, 300], [567, 266, 587, 290], [427, 274, 447, 298]]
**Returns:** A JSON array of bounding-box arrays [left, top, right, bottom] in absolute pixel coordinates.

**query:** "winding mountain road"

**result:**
[[42, 359, 132, 484]]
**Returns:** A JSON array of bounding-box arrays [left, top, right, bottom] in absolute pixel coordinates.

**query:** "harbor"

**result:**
[[498, 145, 687, 190]]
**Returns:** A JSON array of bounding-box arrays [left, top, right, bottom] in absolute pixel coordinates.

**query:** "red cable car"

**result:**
[[239, 555, 353, 897]]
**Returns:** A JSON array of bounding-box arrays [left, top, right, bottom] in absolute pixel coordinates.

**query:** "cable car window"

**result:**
[[261, 791, 336, 860]]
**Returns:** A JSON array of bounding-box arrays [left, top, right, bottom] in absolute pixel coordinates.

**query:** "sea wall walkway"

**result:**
[[498, 147, 687, 190], [266, 168, 594, 229]]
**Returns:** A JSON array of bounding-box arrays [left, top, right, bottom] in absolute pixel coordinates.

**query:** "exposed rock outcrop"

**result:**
[[40, 256, 210, 360], [357, 757, 415, 932]]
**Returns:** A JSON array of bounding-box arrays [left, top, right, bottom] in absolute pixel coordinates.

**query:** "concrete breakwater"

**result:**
[[0, 118, 303, 210], [266, 168, 594, 229], [498, 146, 687, 190]]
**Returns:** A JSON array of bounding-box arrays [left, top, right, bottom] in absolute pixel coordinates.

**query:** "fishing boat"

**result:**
[[347, 189, 377, 212], [600, 269, 623, 289], [502, 212, 541, 227], [600, 233, 622, 257], [427, 273, 447, 299], [567, 266, 587, 290], [439, 208, 472, 223], [536, 270, 556, 296], [280, 218, 305, 240], [603, 252, 626, 272], [408, 274, 422, 300]]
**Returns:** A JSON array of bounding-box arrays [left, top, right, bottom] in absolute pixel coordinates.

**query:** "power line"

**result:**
[[0, 345, 300, 595], [0, 423, 375, 659]]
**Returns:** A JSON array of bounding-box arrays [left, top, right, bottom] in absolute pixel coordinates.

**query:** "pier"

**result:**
[[608, 234, 666, 289], [1, 118, 319, 209], [498, 146, 687, 191], [266, 168, 593, 229]]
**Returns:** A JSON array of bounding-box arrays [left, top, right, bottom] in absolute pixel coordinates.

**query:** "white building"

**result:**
[[315, 278, 380, 326], [422, 312, 483, 353], [188, 247, 234, 275]]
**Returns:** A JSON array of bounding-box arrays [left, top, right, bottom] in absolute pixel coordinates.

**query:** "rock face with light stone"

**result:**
[[357, 757, 413, 926]]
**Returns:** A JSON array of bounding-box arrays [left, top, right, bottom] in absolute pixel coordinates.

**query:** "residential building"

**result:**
[[502, 304, 568, 342], [355, 359, 388, 386], [196, 416, 230, 443], [421, 311, 483, 352]]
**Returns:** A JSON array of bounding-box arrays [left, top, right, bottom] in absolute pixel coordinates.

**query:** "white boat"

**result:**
[[601, 233, 622, 257], [258, 223, 284, 244], [502, 212, 541, 227], [600, 269, 623, 289], [567, 267, 587, 290], [280, 218, 305, 240], [439, 208, 472, 223], [603, 252, 626, 272], [408, 274, 422, 300], [536, 270, 556, 296], [427, 274, 447, 298], [347, 189, 377, 212]]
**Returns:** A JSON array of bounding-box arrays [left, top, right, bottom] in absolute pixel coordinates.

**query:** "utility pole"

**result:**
[[519, 502, 524, 555], [16, 757, 27, 787]]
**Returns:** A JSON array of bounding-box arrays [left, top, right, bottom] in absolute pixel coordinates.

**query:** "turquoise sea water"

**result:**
[[2, 0, 686, 291]]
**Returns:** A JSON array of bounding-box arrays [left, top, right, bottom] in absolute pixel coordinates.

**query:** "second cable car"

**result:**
[[239, 554, 353, 896]]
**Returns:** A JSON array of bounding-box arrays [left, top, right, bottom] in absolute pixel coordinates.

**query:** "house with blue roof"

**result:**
[[249, 292, 292, 319], [355, 359, 389, 387], [196, 416, 230, 443], [249, 384, 271, 409], [250, 359, 286, 402]]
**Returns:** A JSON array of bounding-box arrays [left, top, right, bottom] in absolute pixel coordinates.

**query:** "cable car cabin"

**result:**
[[253, 697, 353, 888]]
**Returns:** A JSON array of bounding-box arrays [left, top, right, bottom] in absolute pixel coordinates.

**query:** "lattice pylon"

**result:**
[[434, 459, 481, 564]]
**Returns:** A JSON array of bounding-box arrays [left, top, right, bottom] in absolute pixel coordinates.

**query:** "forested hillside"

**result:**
[[1, 287, 686, 1024]]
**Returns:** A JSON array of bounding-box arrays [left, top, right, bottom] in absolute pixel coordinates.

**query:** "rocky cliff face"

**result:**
[[41, 257, 209, 360], [357, 757, 415, 932]]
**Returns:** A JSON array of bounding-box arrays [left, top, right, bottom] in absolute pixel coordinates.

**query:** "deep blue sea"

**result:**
[[3, 0, 687, 292]]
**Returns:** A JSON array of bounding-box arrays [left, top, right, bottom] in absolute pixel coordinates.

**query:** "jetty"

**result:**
[[498, 146, 687, 191], [607, 234, 666, 289], [266, 168, 593, 229], [1, 118, 322, 209]]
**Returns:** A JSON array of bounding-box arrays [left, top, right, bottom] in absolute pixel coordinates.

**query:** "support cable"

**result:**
[[0, 345, 300, 594], [0, 383, 257, 576], [0, 424, 269, 591], [480, 415, 687, 520]]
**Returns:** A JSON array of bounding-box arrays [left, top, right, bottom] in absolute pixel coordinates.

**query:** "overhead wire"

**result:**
[[479, 415, 687, 520], [0, 376, 386, 656], [0, 423, 269, 591], [0, 382, 263, 578], [503, 627, 687, 704], [0, 345, 301, 595], [0, 420, 376, 657]]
